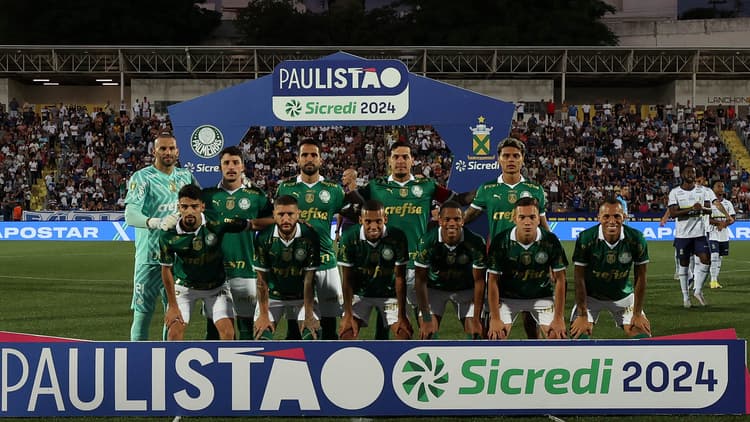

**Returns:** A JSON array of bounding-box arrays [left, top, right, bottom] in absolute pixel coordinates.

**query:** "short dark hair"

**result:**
[[497, 137, 525, 155], [219, 146, 242, 159], [298, 138, 321, 154], [362, 199, 384, 213], [438, 200, 462, 216], [601, 197, 622, 210], [514, 196, 538, 208], [389, 141, 412, 155], [275, 195, 298, 207], [156, 129, 175, 140], [178, 184, 202, 200]]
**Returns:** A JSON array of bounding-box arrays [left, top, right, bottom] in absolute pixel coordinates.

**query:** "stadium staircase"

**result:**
[[721, 130, 750, 172], [29, 168, 53, 211]]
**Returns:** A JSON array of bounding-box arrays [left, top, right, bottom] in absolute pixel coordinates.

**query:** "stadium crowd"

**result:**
[[2, 98, 750, 219]]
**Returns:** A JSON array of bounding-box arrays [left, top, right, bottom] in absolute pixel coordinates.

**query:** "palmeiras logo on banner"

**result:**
[[454, 116, 500, 173], [272, 60, 410, 121], [182, 124, 223, 176]]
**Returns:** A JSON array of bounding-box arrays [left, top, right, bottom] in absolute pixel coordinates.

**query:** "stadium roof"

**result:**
[[1, 46, 750, 85]]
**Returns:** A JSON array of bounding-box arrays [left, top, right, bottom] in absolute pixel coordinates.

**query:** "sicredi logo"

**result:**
[[272, 59, 410, 121]]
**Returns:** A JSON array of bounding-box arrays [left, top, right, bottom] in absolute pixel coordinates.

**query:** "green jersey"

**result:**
[[415, 227, 487, 291], [572, 224, 649, 301], [276, 176, 344, 270], [159, 216, 247, 290], [359, 175, 454, 267], [202, 185, 272, 279], [471, 176, 546, 239], [488, 228, 568, 299], [337, 224, 409, 298], [254, 223, 321, 300], [125, 166, 196, 265]]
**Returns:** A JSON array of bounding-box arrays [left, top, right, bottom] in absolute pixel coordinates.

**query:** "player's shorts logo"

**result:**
[[294, 248, 308, 261], [238, 198, 251, 210], [382, 247, 394, 261], [618, 251, 632, 264], [190, 125, 224, 159], [534, 251, 548, 264], [411, 185, 423, 198], [319, 190, 331, 203]]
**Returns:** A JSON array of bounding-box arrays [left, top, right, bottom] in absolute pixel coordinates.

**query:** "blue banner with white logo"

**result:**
[[547, 221, 750, 241], [168, 52, 515, 194], [0, 222, 135, 241], [0, 340, 745, 417]]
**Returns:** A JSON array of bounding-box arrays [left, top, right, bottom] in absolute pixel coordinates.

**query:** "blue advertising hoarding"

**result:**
[[0, 222, 134, 241], [0, 340, 745, 417]]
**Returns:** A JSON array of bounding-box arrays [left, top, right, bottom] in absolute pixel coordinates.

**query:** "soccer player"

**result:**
[[570, 198, 651, 339], [253, 195, 321, 340], [124, 130, 197, 341], [464, 136, 548, 339], [337, 199, 412, 340], [486, 197, 568, 340], [160, 185, 253, 341], [347, 141, 471, 325], [276, 139, 345, 340], [202, 146, 273, 339], [414, 201, 486, 339], [668, 165, 730, 307], [708, 181, 736, 289]]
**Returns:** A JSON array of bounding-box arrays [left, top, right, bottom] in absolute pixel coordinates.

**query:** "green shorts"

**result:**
[[131, 263, 167, 313]]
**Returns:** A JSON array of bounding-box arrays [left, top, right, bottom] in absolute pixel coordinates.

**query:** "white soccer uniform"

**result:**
[[708, 198, 736, 242], [668, 185, 715, 238]]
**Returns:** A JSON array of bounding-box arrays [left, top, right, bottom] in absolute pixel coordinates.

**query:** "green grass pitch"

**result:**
[[0, 240, 748, 422]]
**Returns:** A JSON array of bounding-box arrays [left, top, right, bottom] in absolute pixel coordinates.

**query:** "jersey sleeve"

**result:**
[[125, 170, 148, 208], [572, 233, 590, 266], [486, 235, 504, 274], [668, 189, 678, 208], [470, 234, 487, 269], [470, 183, 488, 210], [433, 183, 455, 203], [253, 231, 270, 273], [304, 229, 321, 271], [633, 231, 650, 265], [257, 193, 273, 218], [414, 235, 433, 268], [337, 227, 356, 267], [158, 232, 174, 266], [394, 230, 410, 266], [549, 234, 569, 272]]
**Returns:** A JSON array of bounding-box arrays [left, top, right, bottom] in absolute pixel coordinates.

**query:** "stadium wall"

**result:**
[[608, 17, 750, 47], [445, 80, 553, 103], [675, 79, 750, 108], [0, 78, 25, 109], [130, 78, 246, 106], [561, 82, 675, 105]]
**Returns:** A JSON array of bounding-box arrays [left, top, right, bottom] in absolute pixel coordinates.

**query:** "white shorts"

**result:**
[[349, 296, 400, 327], [497, 297, 555, 326], [315, 268, 343, 317], [227, 277, 256, 318], [254, 299, 319, 323], [570, 294, 640, 328], [427, 288, 476, 319], [175, 284, 234, 324]]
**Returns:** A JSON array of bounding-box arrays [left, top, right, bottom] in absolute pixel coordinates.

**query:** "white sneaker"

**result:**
[[683, 298, 691, 309], [693, 292, 707, 306], [673, 272, 679, 280]]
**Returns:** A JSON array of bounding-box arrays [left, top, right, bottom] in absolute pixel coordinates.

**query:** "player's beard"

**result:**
[[279, 222, 297, 238], [301, 163, 319, 177], [181, 215, 198, 231]]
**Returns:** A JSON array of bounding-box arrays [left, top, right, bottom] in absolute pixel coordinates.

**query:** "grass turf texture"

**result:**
[[0, 240, 748, 421]]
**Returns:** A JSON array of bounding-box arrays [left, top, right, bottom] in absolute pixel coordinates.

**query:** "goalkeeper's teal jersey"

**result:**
[[159, 216, 247, 290], [470, 176, 546, 240], [276, 176, 344, 271], [572, 224, 649, 301], [202, 185, 272, 279], [125, 165, 196, 265], [488, 227, 568, 299]]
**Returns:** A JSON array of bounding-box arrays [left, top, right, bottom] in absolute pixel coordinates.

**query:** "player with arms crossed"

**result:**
[[276, 139, 345, 339], [708, 181, 736, 289], [414, 201, 486, 339], [253, 195, 321, 340], [570, 198, 651, 339], [124, 130, 197, 340], [160, 185, 254, 340], [337, 199, 412, 340], [202, 146, 272, 339], [486, 197, 568, 340]]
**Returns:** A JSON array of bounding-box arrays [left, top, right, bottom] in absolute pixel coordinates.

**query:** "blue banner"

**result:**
[[0, 340, 745, 417], [548, 221, 750, 241], [22, 211, 125, 222], [0, 222, 135, 241]]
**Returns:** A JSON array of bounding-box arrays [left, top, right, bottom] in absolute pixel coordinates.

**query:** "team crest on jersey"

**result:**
[[411, 185, 423, 198], [205, 233, 217, 246], [618, 251, 632, 264], [305, 191, 315, 203], [281, 248, 293, 262], [319, 190, 331, 203], [382, 247, 394, 261], [238, 198, 251, 210], [399, 188, 408, 198], [294, 248, 308, 261], [606, 252, 617, 264], [457, 254, 469, 265], [520, 253, 532, 266], [446, 252, 456, 265], [169, 181, 177, 192], [192, 237, 203, 251], [534, 251, 548, 264], [226, 197, 236, 210], [508, 192, 518, 204]]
